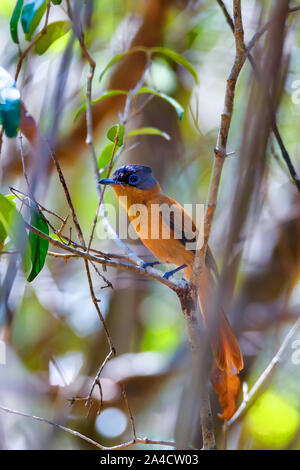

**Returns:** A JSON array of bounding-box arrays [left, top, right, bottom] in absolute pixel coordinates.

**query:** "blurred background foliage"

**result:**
[[0, 0, 300, 450]]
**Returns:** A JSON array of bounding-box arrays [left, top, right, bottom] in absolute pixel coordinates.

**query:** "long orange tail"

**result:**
[[184, 266, 243, 420]]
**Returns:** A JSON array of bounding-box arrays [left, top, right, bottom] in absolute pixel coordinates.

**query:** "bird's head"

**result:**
[[99, 165, 159, 197]]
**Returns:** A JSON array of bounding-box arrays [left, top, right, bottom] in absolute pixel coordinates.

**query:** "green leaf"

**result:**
[[21, 0, 47, 41], [99, 47, 147, 82], [0, 193, 31, 273], [51, 0, 62, 4], [27, 208, 49, 282], [10, 0, 24, 44], [34, 20, 71, 54], [0, 67, 21, 137], [98, 143, 115, 170], [107, 123, 125, 147], [150, 47, 198, 83], [126, 126, 170, 141], [136, 87, 184, 120], [73, 90, 128, 122]]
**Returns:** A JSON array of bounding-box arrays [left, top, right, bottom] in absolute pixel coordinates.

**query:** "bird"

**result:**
[[99, 164, 243, 417]]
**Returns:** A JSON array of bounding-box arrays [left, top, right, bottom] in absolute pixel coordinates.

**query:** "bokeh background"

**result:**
[[1, 0, 300, 450]]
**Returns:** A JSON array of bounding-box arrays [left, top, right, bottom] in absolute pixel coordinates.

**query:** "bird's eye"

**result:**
[[129, 174, 140, 185]]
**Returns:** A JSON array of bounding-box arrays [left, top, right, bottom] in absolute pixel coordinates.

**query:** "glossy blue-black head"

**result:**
[[99, 164, 157, 190]]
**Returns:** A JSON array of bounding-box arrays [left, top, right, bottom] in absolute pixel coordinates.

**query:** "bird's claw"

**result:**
[[142, 261, 160, 269], [163, 264, 187, 280]]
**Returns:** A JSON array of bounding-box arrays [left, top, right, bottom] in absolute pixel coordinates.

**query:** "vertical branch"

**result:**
[[190, 0, 246, 288], [178, 0, 247, 450], [177, 288, 216, 450]]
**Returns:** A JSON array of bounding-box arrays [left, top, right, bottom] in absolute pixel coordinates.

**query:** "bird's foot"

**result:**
[[163, 264, 187, 280], [142, 261, 160, 269]]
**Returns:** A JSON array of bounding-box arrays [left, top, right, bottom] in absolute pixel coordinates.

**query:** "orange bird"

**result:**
[[100, 164, 243, 419]]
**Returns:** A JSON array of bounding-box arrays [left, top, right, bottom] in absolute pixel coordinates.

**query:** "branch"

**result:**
[[180, 0, 248, 450], [227, 317, 300, 426], [179, 289, 216, 449], [122, 386, 137, 442], [24, 221, 187, 292], [0, 405, 177, 450], [15, 0, 52, 82], [48, 144, 116, 407], [288, 5, 300, 13], [190, 0, 246, 289], [216, 0, 300, 193], [88, 56, 152, 263]]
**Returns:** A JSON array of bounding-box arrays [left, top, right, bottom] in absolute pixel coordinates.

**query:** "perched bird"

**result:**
[[100, 164, 243, 418]]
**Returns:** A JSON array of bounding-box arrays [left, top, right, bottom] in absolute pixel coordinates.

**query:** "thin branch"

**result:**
[[227, 317, 300, 426], [10, 186, 65, 224], [190, 0, 247, 289], [15, 0, 52, 82], [70, 348, 115, 415], [216, 0, 234, 30], [90, 261, 113, 289], [181, 0, 247, 450], [88, 56, 152, 263], [66, 0, 100, 188], [49, 147, 85, 248], [25, 221, 187, 292], [0, 405, 177, 450], [87, 135, 120, 253], [122, 386, 137, 442], [288, 5, 300, 13], [216, 0, 300, 193], [66, 0, 148, 269], [48, 144, 116, 398]]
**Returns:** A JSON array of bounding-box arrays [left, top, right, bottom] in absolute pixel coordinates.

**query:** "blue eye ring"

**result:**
[[129, 174, 140, 185]]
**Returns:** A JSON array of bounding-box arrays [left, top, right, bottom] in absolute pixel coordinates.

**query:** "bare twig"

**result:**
[[10, 186, 65, 224], [86, 56, 153, 266], [288, 5, 300, 13], [190, 0, 246, 288], [184, 1, 247, 449], [216, 0, 300, 193], [0, 405, 177, 450], [227, 317, 300, 426], [24, 221, 187, 292], [48, 145, 116, 403], [122, 386, 137, 442], [70, 348, 115, 416], [15, 0, 52, 82]]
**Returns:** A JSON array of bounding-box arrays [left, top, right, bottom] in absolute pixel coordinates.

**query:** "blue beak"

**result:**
[[99, 178, 119, 185]]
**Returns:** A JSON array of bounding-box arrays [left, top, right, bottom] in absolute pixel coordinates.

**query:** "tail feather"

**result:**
[[184, 266, 243, 373], [184, 264, 243, 420], [215, 310, 243, 373]]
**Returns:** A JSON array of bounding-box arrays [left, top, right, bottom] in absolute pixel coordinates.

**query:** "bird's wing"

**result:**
[[154, 193, 219, 279], [154, 193, 197, 245]]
